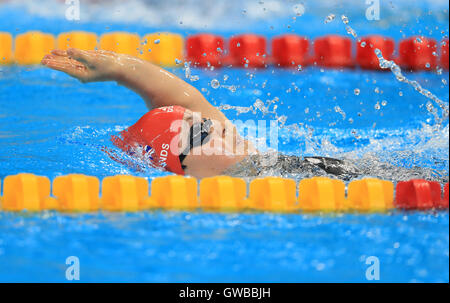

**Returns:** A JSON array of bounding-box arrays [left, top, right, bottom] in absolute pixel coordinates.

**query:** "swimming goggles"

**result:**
[[179, 118, 213, 166]]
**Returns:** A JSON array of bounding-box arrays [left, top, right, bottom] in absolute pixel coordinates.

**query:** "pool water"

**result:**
[[0, 0, 449, 282], [0, 211, 448, 282]]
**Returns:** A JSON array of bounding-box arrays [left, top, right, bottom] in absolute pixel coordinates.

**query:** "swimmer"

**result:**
[[41, 48, 360, 179]]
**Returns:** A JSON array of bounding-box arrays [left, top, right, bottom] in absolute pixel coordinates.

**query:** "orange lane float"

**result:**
[[140, 32, 184, 67], [57, 31, 98, 50], [150, 175, 198, 210], [0, 174, 448, 212], [271, 34, 310, 68], [1, 173, 52, 211], [14, 31, 55, 65], [53, 174, 100, 212], [0, 32, 13, 64], [247, 177, 298, 212], [101, 175, 150, 211], [99, 32, 140, 57], [186, 34, 224, 67], [298, 177, 347, 212], [347, 178, 394, 212], [356, 35, 395, 70], [313, 35, 354, 68], [200, 176, 247, 211]]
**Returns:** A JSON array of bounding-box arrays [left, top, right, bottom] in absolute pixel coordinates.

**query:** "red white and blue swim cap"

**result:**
[[111, 105, 186, 175]]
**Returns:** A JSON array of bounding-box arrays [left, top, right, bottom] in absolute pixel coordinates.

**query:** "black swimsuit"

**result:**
[[222, 153, 360, 180]]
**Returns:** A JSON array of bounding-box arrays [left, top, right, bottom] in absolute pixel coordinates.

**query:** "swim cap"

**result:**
[[111, 105, 186, 175]]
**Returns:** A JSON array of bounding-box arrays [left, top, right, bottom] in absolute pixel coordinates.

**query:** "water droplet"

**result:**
[[360, 41, 366, 47], [381, 100, 388, 106], [154, 39, 160, 44], [354, 88, 360, 95], [293, 4, 305, 16], [210, 79, 220, 89], [341, 15, 349, 24], [324, 13, 335, 24]]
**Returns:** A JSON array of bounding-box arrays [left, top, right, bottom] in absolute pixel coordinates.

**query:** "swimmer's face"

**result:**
[[178, 109, 255, 178]]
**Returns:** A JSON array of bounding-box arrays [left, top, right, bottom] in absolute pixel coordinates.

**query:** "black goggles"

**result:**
[[179, 118, 213, 165]]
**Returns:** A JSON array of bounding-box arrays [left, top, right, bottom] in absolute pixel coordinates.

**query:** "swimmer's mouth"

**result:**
[[179, 118, 213, 167]]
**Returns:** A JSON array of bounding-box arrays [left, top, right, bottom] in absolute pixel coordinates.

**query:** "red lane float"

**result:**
[[313, 35, 353, 68], [395, 179, 445, 209], [398, 36, 437, 71], [356, 35, 395, 70], [271, 34, 309, 68], [228, 34, 267, 68], [440, 39, 449, 70], [186, 34, 224, 68], [443, 183, 449, 208]]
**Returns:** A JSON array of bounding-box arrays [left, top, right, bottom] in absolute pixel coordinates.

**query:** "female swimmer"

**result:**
[[41, 48, 360, 179]]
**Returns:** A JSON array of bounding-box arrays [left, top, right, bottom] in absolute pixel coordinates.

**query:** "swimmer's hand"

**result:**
[[41, 48, 120, 83]]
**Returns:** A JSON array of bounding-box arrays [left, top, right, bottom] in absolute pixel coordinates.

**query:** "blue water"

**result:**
[[0, 0, 449, 282], [0, 211, 448, 282]]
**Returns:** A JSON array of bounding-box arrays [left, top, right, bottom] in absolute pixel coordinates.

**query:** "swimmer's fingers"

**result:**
[[66, 48, 117, 65], [50, 49, 68, 57], [41, 55, 89, 81], [66, 48, 93, 65]]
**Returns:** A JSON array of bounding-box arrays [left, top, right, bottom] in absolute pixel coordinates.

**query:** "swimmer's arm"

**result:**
[[114, 53, 229, 123], [41, 48, 228, 123]]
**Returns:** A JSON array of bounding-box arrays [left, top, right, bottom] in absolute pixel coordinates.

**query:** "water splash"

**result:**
[[341, 15, 358, 40], [339, 15, 449, 125], [374, 48, 449, 123], [183, 61, 200, 82]]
